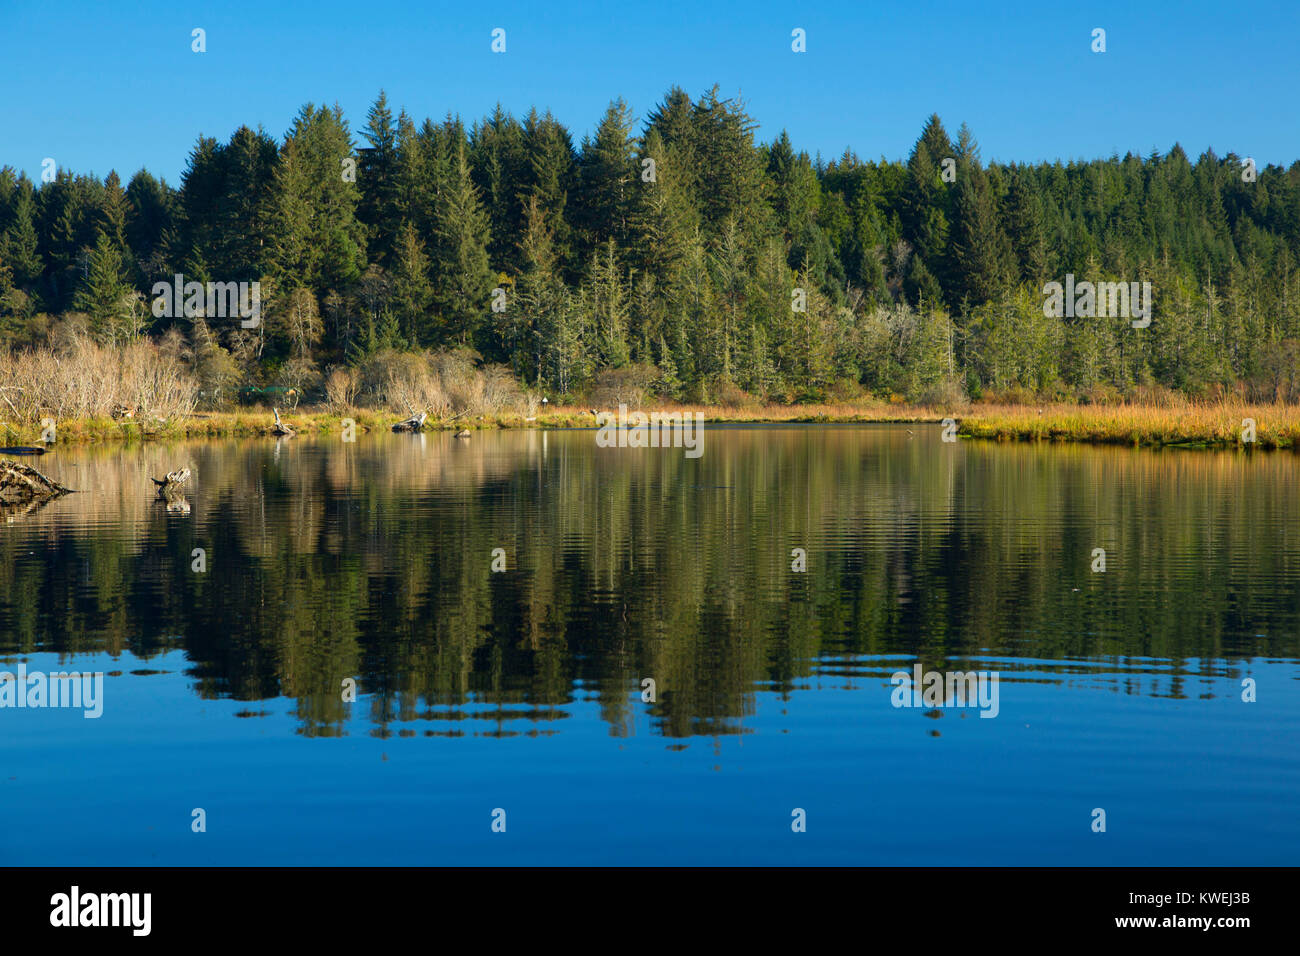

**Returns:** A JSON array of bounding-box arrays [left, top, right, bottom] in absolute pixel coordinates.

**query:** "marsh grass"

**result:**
[[958, 403, 1300, 448], [3, 393, 1297, 449]]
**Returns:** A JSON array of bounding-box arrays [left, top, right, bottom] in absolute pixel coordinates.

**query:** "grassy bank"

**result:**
[[0, 403, 941, 444], [958, 403, 1300, 449], [1, 401, 1296, 449]]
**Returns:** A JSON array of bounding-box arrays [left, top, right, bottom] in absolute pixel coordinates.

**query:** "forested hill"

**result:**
[[3, 85, 1299, 404]]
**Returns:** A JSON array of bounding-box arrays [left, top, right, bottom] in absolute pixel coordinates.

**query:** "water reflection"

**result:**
[[1, 426, 1297, 741]]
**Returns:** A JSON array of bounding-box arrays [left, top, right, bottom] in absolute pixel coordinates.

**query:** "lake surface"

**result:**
[[2, 424, 1298, 865]]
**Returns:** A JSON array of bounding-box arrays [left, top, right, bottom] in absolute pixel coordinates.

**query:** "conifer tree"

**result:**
[[951, 167, 1015, 305], [359, 91, 400, 265], [433, 138, 493, 347], [470, 105, 527, 272], [75, 231, 136, 344], [4, 186, 43, 290], [390, 221, 434, 346], [574, 100, 639, 258]]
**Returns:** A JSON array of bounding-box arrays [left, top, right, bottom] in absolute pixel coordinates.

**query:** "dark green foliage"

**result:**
[[4, 93, 1300, 404]]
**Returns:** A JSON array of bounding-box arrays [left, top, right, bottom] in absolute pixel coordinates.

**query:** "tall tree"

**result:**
[[433, 138, 493, 348], [470, 105, 527, 272], [74, 231, 137, 344], [574, 99, 639, 257], [359, 91, 400, 265]]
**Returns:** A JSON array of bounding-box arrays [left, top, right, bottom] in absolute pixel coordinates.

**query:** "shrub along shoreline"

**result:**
[[3, 402, 1297, 450]]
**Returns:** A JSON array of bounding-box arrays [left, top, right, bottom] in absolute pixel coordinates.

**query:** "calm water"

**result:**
[[1, 425, 1298, 865]]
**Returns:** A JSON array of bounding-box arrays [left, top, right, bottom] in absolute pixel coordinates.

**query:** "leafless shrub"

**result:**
[[324, 366, 359, 411], [482, 364, 525, 414], [591, 364, 658, 408], [353, 347, 523, 418], [0, 338, 200, 422]]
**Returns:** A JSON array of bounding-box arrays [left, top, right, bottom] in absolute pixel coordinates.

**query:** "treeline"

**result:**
[[3, 86, 1300, 406]]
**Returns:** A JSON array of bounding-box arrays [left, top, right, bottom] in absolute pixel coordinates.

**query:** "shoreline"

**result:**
[[3, 402, 1298, 450]]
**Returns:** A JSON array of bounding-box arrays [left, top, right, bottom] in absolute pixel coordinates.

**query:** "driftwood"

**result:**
[[0, 459, 72, 505], [152, 468, 192, 513], [0, 446, 46, 456], [271, 407, 294, 437], [151, 468, 192, 490], [392, 411, 428, 433]]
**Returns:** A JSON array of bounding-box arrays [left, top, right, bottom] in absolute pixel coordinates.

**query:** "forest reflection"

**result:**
[[1, 426, 1296, 738]]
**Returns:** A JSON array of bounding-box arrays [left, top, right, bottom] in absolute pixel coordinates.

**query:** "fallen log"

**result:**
[[0, 459, 72, 504], [0, 446, 47, 456], [392, 411, 428, 433]]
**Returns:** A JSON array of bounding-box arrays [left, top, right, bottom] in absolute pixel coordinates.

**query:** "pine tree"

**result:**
[[265, 104, 366, 295], [1003, 167, 1048, 284], [767, 130, 820, 246], [513, 195, 566, 381], [585, 238, 630, 368], [4, 186, 43, 290], [264, 135, 318, 290], [359, 91, 400, 265], [391, 221, 434, 346], [216, 126, 277, 279], [630, 130, 697, 293], [522, 109, 577, 272], [951, 167, 1015, 305], [74, 231, 135, 344], [433, 138, 493, 348], [902, 114, 955, 302], [98, 171, 129, 251], [125, 170, 176, 282], [176, 136, 225, 282], [574, 100, 639, 257], [689, 86, 771, 243], [470, 105, 527, 272]]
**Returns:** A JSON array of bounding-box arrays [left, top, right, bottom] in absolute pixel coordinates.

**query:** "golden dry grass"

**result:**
[[3, 399, 1297, 449], [958, 402, 1300, 448]]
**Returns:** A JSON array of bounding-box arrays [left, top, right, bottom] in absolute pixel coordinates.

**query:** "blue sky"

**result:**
[[4, 0, 1298, 184]]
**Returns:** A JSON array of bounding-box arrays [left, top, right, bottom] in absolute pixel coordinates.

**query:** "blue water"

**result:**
[[1, 427, 1298, 864], [3, 650, 1295, 865]]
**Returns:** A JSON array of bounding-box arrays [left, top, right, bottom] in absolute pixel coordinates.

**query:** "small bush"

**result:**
[[714, 379, 757, 409], [1081, 384, 1122, 406], [918, 379, 970, 409], [324, 367, 359, 411], [591, 364, 658, 408]]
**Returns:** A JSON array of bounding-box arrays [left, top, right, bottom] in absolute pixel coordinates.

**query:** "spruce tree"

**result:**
[[359, 91, 400, 265], [75, 231, 135, 344], [574, 100, 639, 258], [433, 139, 493, 348]]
